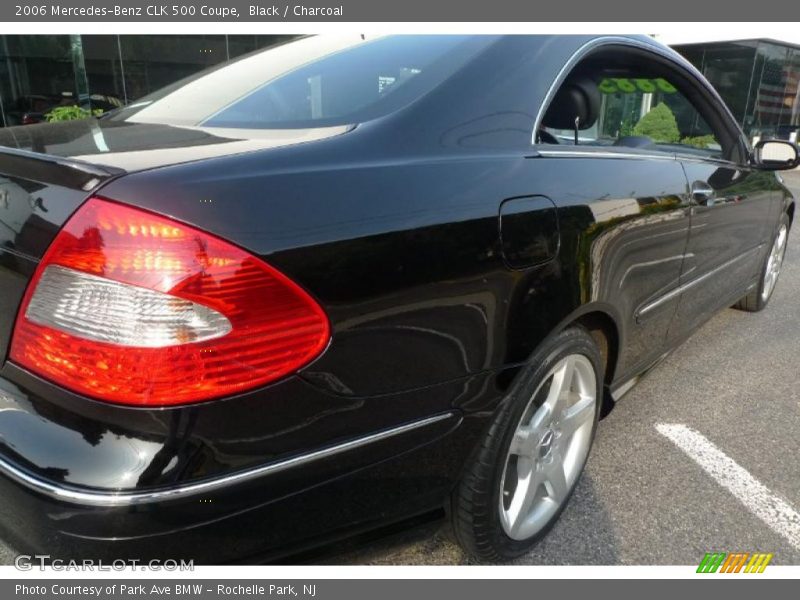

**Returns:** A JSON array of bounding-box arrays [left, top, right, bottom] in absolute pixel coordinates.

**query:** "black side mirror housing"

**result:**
[[754, 139, 800, 171]]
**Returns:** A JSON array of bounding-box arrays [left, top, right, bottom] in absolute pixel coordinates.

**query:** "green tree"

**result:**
[[680, 134, 717, 149], [45, 105, 102, 122], [633, 102, 680, 143]]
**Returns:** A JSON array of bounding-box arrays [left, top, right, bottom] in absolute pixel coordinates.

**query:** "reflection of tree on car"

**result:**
[[4, 91, 123, 125]]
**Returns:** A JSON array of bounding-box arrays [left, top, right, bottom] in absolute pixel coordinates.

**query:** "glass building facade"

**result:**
[[0, 35, 295, 127], [675, 39, 800, 143]]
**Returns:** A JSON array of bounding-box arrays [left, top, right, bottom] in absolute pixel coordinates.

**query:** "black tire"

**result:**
[[734, 213, 790, 312], [450, 326, 602, 562]]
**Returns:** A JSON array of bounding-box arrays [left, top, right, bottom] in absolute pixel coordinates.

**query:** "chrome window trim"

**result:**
[[537, 148, 744, 170], [536, 148, 678, 162], [0, 412, 456, 507]]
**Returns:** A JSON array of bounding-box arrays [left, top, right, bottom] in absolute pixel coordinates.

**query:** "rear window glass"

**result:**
[[109, 35, 495, 129]]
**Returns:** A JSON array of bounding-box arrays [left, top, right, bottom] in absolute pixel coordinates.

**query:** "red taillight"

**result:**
[[10, 196, 330, 406]]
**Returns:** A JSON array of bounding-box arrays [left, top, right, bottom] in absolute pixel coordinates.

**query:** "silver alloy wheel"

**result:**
[[499, 354, 597, 541], [762, 224, 788, 302]]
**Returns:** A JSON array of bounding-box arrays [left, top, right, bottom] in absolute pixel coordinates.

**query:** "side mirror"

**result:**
[[754, 139, 800, 170]]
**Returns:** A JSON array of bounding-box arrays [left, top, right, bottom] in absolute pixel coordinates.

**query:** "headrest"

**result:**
[[541, 76, 601, 130]]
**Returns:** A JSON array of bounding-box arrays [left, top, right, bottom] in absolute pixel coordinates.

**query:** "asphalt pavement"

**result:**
[[1, 173, 799, 567]]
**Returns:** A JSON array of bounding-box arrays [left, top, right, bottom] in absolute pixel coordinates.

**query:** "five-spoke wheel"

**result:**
[[451, 326, 602, 561], [499, 354, 597, 540]]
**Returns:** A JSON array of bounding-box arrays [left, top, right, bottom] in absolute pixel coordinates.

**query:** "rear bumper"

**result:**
[[0, 403, 474, 563], [0, 330, 508, 562]]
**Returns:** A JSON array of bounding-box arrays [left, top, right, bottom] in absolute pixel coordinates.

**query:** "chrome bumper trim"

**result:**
[[0, 412, 455, 507]]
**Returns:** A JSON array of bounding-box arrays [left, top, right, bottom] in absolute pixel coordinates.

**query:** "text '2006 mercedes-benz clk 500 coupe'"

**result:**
[[0, 34, 797, 563]]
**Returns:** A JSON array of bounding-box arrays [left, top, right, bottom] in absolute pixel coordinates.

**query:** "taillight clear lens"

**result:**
[[26, 265, 233, 347], [10, 197, 330, 406]]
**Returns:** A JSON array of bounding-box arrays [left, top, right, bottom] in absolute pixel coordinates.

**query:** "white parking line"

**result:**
[[655, 423, 800, 550]]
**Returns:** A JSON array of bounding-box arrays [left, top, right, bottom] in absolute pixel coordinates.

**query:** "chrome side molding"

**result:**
[[636, 245, 764, 320]]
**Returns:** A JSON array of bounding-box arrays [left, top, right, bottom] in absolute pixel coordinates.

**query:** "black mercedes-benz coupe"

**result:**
[[0, 34, 797, 563]]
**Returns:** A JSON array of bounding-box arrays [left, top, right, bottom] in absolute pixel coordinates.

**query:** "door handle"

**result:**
[[691, 181, 715, 206]]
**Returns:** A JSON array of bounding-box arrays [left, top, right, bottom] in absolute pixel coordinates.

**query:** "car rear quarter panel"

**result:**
[[98, 145, 575, 397]]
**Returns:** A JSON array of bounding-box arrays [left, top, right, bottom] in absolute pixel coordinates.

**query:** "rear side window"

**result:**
[[110, 35, 495, 129], [542, 74, 721, 159], [537, 47, 740, 162]]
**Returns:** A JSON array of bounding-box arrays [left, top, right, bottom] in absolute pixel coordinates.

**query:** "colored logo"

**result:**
[[697, 552, 773, 573]]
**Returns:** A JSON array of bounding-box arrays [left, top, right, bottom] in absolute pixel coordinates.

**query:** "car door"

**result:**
[[530, 152, 692, 379], [542, 44, 781, 353], [533, 41, 781, 382], [649, 69, 784, 341], [670, 159, 781, 338]]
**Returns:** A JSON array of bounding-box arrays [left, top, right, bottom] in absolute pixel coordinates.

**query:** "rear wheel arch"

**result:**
[[533, 305, 621, 419], [543, 303, 621, 383], [449, 304, 621, 508], [503, 301, 622, 418], [571, 310, 619, 388], [481, 301, 622, 425]]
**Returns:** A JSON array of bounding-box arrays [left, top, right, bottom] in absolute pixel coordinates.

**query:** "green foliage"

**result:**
[[45, 105, 103, 122], [680, 134, 717, 149], [619, 117, 635, 138], [632, 103, 680, 144]]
